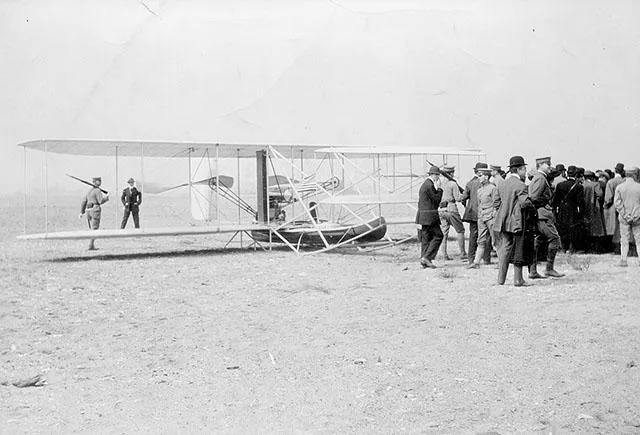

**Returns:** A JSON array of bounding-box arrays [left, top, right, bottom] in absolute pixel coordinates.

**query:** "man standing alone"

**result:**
[[416, 166, 444, 269], [79, 176, 109, 250], [614, 167, 640, 267], [121, 177, 142, 229]]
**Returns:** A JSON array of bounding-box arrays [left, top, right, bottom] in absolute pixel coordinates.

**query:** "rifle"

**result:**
[[425, 159, 464, 194], [66, 174, 109, 194]]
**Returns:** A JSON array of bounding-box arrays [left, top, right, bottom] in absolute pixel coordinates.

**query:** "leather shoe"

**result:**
[[545, 269, 565, 277], [528, 272, 548, 279], [421, 259, 436, 269]]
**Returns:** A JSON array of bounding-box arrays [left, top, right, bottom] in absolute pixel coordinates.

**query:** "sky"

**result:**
[[1, 0, 639, 194]]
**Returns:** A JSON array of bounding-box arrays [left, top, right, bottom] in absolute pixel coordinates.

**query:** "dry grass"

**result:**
[[566, 254, 593, 272]]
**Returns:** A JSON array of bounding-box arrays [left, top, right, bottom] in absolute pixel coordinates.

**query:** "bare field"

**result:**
[[1, 197, 640, 434]]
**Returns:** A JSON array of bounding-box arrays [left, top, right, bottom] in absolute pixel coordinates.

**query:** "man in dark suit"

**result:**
[[552, 166, 585, 252], [528, 157, 565, 279], [416, 166, 444, 268], [121, 177, 142, 229], [494, 156, 537, 286], [461, 162, 491, 265]]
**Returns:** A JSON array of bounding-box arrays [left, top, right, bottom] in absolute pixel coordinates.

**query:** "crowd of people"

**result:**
[[416, 156, 640, 285]]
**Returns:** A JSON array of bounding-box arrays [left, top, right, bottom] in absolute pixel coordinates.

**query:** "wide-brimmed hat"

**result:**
[[127, 177, 135, 183], [536, 156, 551, 166], [477, 167, 492, 176], [508, 156, 526, 168], [474, 162, 488, 171], [441, 165, 455, 173], [567, 165, 577, 177], [428, 165, 441, 175]]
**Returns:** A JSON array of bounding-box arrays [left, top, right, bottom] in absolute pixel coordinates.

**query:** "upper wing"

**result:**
[[18, 139, 328, 159]]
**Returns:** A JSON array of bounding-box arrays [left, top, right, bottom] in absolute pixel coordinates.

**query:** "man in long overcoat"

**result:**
[[416, 166, 444, 268], [604, 163, 626, 253], [582, 170, 606, 252], [494, 156, 536, 286], [552, 165, 585, 252]]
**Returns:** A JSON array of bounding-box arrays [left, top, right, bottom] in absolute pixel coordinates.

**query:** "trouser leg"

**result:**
[[631, 224, 640, 260], [514, 265, 525, 286], [619, 220, 631, 262], [132, 209, 140, 228], [483, 232, 492, 263], [468, 221, 478, 264], [439, 214, 449, 258], [419, 228, 429, 260], [425, 224, 444, 261], [121, 208, 130, 229], [473, 219, 488, 265], [497, 232, 514, 285]]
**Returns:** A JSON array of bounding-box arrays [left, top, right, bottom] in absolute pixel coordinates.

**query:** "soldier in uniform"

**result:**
[[527, 157, 565, 279], [79, 176, 110, 250], [121, 177, 142, 229], [416, 166, 444, 269], [437, 165, 467, 260], [494, 156, 537, 286], [461, 162, 491, 265]]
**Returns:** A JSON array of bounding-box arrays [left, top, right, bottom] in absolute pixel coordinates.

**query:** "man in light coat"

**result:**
[[614, 167, 640, 267]]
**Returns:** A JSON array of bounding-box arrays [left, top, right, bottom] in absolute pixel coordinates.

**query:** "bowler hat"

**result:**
[[576, 167, 585, 177], [127, 177, 135, 183], [556, 163, 566, 172], [490, 164, 502, 171], [474, 162, 488, 171], [508, 156, 526, 168], [567, 165, 577, 177], [92, 176, 102, 182], [615, 163, 625, 173], [428, 166, 441, 175]]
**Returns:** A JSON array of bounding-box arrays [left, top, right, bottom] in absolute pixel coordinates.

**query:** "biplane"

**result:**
[[17, 140, 485, 254]]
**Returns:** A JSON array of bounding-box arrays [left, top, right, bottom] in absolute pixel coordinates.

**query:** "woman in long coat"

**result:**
[[582, 171, 605, 251]]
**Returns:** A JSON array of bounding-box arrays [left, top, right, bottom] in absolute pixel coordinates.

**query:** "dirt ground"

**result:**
[[1, 196, 640, 434]]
